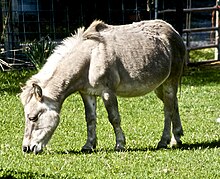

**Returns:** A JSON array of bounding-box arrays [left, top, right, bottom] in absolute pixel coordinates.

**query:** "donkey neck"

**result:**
[[34, 41, 93, 104]]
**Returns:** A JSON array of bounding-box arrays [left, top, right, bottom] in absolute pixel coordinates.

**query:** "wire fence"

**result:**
[[158, 0, 220, 63], [0, 0, 152, 70]]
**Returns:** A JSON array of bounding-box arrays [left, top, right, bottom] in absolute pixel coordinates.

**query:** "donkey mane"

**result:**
[[37, 20, 106, 81], [20, 20, 107, 105]]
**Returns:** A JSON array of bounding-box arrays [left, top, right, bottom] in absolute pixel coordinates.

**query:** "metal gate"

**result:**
[[156, 0, 220, 63]]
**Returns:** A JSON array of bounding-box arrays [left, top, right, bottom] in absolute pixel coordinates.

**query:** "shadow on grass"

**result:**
[[0, 168, 57, 179], [2, 141, 219, 178], [55, 139, 220, 155], [179, 140, 220, 150], [128, 139, 220, 151]]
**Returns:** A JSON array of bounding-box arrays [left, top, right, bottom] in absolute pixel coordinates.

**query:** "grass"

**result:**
[[0, 66, 220, 178], [189, 48, 215, 62]]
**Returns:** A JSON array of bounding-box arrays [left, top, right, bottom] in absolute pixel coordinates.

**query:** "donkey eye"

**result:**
[[27, 110, 45, 122], [27, 114, 38, 122]]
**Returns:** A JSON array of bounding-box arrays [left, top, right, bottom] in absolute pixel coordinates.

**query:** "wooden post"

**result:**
[[11, 0, 19, 49], [176, 0, 183, 36], [154, 0, 158, 19], [121, 0, 124, 24], [1, 0, 12, 61], [36, 0, 41, 39], [215, 0, 220, 60], [186, 0, 191, 63], [1, 0, 20, 62]]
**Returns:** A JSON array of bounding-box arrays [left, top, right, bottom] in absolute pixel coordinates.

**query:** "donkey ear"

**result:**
[[19, 82, 25, 91], [32, 83, 43, 101]]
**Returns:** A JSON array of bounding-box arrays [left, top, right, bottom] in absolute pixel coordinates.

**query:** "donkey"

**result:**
[[20, 19, 186, 154]]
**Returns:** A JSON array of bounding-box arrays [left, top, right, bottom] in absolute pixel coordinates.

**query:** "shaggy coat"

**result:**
[[21, 20, 186, 154]]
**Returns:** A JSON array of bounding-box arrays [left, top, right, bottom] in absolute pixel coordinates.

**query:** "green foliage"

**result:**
[[24, 36, 57, 70], [189, 48, 215, 62], [0, 67, 220, 178]]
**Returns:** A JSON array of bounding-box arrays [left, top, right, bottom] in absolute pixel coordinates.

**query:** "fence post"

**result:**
[[155, 0, 158, 19], [11, 0, 20, 50], [216, 0, 220, 60], [186, 0, 191, 63], [176, 0, 183, 36]]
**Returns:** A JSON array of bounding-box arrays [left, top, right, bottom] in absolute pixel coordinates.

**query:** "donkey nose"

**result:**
[[22, 146, 30, 153]]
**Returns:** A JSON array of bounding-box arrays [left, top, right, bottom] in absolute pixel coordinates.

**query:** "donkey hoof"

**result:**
[[81, 145, 95, 153], [170, 140, 182, 149], [115, 144, 125, 152], [156, 142, 168, 150]]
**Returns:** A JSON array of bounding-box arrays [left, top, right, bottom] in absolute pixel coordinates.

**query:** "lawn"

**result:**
[[189, 48, 215, 63], [0, 66, 220, 178]]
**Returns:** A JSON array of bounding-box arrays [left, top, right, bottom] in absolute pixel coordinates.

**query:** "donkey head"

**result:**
[[21, 83, 60, 154]]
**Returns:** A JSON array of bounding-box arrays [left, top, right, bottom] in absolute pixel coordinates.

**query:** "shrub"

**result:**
[[24, 36, 57, 70]]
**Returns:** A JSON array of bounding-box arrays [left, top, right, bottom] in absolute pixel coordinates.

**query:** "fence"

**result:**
[[0, 0, 152, 71], [0, 47, 34, 71], [2, 0, 218, 70], [157, 0, 220, 63]]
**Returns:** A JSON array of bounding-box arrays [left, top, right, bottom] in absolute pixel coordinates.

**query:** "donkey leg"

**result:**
[[101, 90, 126, 151], [155, 84, 183, 149], [170, 97, 184, 148], [80, 93, 97, 152], [155, 86, 172, 149]]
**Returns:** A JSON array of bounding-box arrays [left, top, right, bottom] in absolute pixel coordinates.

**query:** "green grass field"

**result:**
[[189, 48, 215, 63], [0, 66, 220, 178]]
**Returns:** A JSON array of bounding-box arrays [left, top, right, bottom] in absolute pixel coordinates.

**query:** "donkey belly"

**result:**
[[116, 79, 166, 97], [116, 64, 171, 97]]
